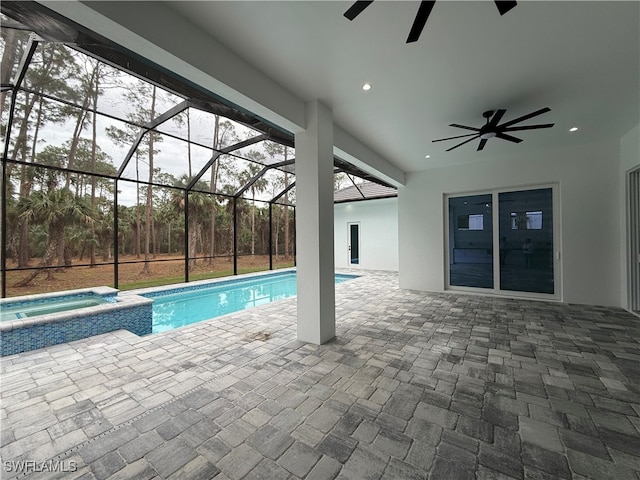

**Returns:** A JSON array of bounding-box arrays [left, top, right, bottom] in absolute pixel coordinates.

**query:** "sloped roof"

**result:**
[[334, 181, 397, 203]]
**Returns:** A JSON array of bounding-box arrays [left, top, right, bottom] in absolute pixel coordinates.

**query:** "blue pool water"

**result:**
[[145, 272, 358, 333], [0, 294, 111, 322]]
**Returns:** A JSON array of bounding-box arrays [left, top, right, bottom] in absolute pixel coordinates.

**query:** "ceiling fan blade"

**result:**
[[496, 132, 523, 143], [446, 135, 480, 151], [344, 1, 374, 20], [495, 1, 517, 16], [432, 133, 478, 143], [449, 123, 481, 132], [406, 1, 436, 43], [502, 123, 555, 132], [500, 107, 551, 128], [488, 109, 507, 128], [477, 138, 488, 151]]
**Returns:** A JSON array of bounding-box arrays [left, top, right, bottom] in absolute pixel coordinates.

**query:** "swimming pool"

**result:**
[[137, 271, 358, 333]]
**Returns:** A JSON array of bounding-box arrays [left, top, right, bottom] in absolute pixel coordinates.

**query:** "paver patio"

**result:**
[[1, 271, 639, 479]]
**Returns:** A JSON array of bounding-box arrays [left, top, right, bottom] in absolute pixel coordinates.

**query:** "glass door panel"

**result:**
[[349, 223, 359, 265], [448, 194, 494, 288], [498, 188, 554, 294]]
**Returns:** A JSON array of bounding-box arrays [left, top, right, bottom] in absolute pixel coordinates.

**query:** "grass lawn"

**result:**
[[3, 254, 295, 297]]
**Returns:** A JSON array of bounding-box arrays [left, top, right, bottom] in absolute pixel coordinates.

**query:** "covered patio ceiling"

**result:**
[[1, 1, 397, 198]]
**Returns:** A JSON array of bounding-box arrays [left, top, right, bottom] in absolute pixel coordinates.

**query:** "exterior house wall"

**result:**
[[334, 197, 398, 271], [398, 138, 623, 307]]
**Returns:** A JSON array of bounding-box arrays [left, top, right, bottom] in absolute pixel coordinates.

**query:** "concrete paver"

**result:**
[[1, 271, 639, 479]]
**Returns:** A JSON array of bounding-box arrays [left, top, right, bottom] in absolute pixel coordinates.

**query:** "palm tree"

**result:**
[[239, 153, 269, 256], [208, 116, 238, 266], [14, 187, 95, 286], [171, 176, 214, 270], [264, 141, 292, 259], [117, 205, 135, 256], [96, 208, 114, 262]]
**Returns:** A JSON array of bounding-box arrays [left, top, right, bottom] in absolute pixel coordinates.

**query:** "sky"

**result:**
[[0, 30, 359, 208]]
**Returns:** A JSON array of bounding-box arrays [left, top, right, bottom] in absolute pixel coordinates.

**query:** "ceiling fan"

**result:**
[[432, 108, 554, 152], [344, 0, 517, 43]]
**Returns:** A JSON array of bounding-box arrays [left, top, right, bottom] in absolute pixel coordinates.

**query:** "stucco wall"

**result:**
[[334, 198, 398, 271]]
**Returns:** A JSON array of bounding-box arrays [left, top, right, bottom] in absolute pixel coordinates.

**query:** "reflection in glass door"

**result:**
[[448, 194, 494, 288], [448, 187, 556, 296], [499, 188, 554, 294]]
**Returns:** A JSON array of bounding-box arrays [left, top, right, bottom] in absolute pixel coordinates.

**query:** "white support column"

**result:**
[[295, 100, 335, 344]]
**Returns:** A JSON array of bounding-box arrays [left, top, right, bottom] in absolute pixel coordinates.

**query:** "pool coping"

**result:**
[[123, 268, 299, 298], [0, 268, 363, 335], [124, 268, 360, 300]]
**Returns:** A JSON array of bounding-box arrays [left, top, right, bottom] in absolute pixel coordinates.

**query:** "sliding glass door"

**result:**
[[447, 186, 558, 298], [448, 194, 494, 289], [498, 188, 554, 294]]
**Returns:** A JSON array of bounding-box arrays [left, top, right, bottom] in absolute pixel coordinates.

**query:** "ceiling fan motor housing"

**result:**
[[432, 107, 554, 151]]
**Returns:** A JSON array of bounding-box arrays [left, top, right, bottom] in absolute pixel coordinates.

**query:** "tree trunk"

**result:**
[[11, 92, 36, 163], [17, 159, 34, 268], [0, 28, 20, 116], [275, 206, 280, 259], [284, 151, 290, 259], [14, 93, 38, 268], [229, 214, 234, 257], [188, 223, 200, 271], [251, 194, 256, 256], [102, 237, 110, 262], [89, 64, 100, 267], [64, 67, 97, 189], [64, 245, 72, 267], [135, 215, 141, 258], [152, 215, 157, 259], [57, 69, 95, 269], [187, 109, 192, 178], [14, 225, 63, 287], [209, 115, 220, 266], [11, 44, 58, 164], [18, 221, 30, 268], [135, 163, 141, 259], [56, 236, 65, 270], [167, 222, 172, 254], [141, 85, 156, 275], [30, 96, 44, 162], [261, 215, 266, 256]]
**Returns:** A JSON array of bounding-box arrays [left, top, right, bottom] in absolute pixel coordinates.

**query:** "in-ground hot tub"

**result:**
[[0, 287, 153, 356], [1, 292, 111, 321]]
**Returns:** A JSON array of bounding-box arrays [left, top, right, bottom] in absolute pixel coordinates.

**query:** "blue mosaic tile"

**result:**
[[0, 303, 152, 356]]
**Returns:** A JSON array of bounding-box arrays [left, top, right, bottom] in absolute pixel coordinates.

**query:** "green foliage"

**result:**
[[17, 187, 94, 228], [2, 30, 301, 288]]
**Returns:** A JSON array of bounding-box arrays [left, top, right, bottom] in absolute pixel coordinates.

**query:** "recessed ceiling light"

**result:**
[[362, 83, 372, 91], [569, 127, 579, 132], [425, 155, 431, 159]]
